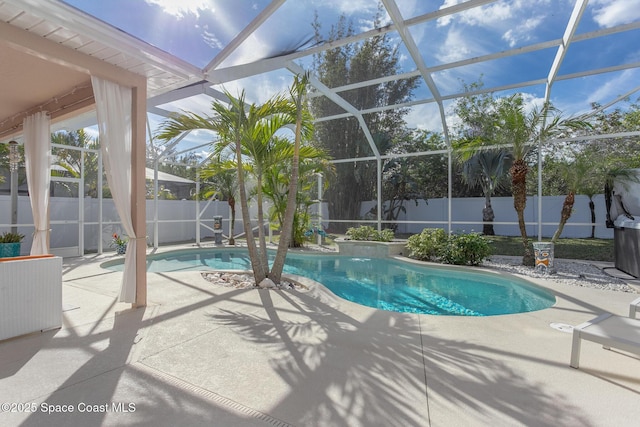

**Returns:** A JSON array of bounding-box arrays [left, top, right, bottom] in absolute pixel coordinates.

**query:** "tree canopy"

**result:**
[[310, 7, 418, 231]]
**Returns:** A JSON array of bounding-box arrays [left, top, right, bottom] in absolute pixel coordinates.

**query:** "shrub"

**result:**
[[0, 232, 24, 243], [407, 228, 492, 266], [440, 232, 492, 266], [291, 210, 311, 248], [406, 228, 447, 261], [377, 228, 395, 242], [345, 225, 394, 242]]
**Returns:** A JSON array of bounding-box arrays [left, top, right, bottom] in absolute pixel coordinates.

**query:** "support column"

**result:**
[[131, 83, 147, 307]]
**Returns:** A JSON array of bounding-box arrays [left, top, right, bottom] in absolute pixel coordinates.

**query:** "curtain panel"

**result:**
[[91, 76, 137, 303], [23, 112, 51, 255]]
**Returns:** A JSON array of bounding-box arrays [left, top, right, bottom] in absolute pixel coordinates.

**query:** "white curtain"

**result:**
[[91, 76, 137, 303], [23, 112, 51, 255]]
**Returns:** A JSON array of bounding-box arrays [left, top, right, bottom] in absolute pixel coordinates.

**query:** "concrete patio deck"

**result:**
[[1, 247, 639, 426]]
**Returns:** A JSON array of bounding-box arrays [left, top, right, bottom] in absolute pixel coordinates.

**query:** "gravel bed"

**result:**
[[202, 272, 300, 290], [483, 256, 637, 293]]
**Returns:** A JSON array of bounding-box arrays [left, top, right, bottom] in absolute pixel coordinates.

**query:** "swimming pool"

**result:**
[[102, 248, 555, 316]]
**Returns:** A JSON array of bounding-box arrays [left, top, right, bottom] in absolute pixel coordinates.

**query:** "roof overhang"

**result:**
[[0, 0, 204, 141]]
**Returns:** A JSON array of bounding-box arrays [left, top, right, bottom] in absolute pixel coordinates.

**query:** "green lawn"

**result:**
[[488, 236, 614, 262]]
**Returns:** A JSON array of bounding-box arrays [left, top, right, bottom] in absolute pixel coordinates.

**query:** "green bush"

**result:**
[[377, 228, 395, 242], [406, 228, 448, 261], [292, 210, 310, 248], [407, 228, 492, 266], [345, 225, 394, 242], [440, 232, 492, 266]]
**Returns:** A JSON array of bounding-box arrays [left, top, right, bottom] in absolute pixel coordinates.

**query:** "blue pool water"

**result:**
[[102, 248, 555, 316]]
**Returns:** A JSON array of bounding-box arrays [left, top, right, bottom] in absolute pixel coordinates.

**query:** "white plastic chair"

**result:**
[[570, 313, 640, 369], [629, 296, 640, 319]]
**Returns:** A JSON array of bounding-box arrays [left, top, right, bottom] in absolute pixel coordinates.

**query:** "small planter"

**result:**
[[0, 232, 24, 257], [533, 241, 555, 274], [0, 242, 21, 258], [111, 233, 128, 255]]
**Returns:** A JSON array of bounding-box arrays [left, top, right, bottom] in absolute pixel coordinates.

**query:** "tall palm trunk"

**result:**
[[270, 74, 308, 284], [236, 140, 266, 283], [482, 194, 495, 235], [511, 159, 534, 266], [588, 197, 595, 239], [552, 191, 575, 243], [255, 173, 270, 276]]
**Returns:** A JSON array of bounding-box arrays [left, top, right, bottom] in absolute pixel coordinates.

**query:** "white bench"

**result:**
[[0, 255, 62, 341], [570, 313, 640, 369], [630, 297, 640, 319]]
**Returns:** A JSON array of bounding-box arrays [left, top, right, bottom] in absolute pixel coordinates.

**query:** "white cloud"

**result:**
[[586, 69, 638, 105], [404, 103, 444, 131], [502, 16, 543, 48], [435, 28, 472, 63], [591, 0, 640, 28], [436, 0, 465, 27], [436, 0, 552, 30], [438, 0, 514, 27], [145, 0, 210, 19], [214, 71, 294, 105], [200, 26, 224, 50], [519, 92, 546, 113], [314, 0, 379, 16]]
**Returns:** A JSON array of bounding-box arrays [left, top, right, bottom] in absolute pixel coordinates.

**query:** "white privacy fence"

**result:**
[[360, 194, 613, 238], [1, 195, 236, 256], [1, 193, 612, 257]]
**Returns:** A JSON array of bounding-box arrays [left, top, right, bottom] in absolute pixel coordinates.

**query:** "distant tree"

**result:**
[[0, 143, 26, 186], [550, 150, 592, 243], [548, 100, 640, 231], [262, 141, 332, 247], [0, 144, 8, 184], [51, 129, 102, 197], [587, 100, 640, 168], [310, 8, 418, 231], [200, 160, 238, 244], [376, 129, 447, 228], [460, 93, 591, 265], [453, 83, 512, 235], [493, 95, 591, 265], [459, 150, 512, 235]]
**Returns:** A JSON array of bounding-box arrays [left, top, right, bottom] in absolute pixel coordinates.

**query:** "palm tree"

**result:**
[[457, 149, 512, 235], [200, 161, 239, 245], [51, 129, 102, 197], [157, 91, 279, 282], [577, 177, 600, 239], [551, 152, 591, 243], [157, 76, 313, 285], [380, 154, 422, 230], [493, 94, 590, 265], [270, 73, 314, 284], [263, 142, 332, 247]]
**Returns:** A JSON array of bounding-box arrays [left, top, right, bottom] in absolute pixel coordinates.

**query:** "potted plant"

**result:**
[[0, 231, 25, 258], [111, 233, 128, 255]]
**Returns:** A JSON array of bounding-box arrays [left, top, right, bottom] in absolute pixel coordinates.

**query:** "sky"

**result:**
[[61, 0, 640, 156]]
